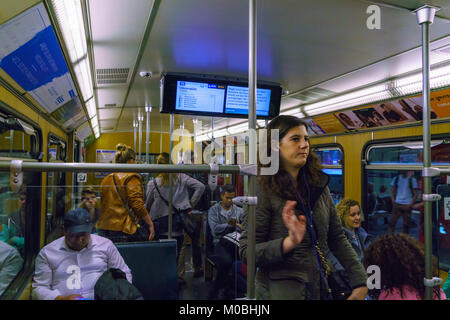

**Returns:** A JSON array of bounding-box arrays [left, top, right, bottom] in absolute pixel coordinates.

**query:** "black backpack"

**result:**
[[186, 172, 211, 212]]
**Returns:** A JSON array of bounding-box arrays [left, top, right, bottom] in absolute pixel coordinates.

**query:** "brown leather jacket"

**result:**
[[97, 172, 149, 234]]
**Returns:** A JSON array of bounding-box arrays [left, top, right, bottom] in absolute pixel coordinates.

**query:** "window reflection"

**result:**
[[315, 148, 343, 205], [0, 173, 26, 295]]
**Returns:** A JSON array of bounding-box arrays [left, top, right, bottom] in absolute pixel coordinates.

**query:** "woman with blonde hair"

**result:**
[[326, 199, 372, 298], [145, 152, 205, 283], [97, 144, 154, 242]]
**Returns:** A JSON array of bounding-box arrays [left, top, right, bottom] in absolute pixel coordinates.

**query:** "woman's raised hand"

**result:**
[[282, 200, 306, 253]]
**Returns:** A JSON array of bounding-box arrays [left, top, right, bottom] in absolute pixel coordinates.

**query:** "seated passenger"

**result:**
[[326, 199, 372, 299], [363, 233, 446, 300], [7, 191, 26, 252], [80, 187, 99, 233], [207, 184, 243, 299], [0, 240, 23, 295], [32, 208, 132, 300]]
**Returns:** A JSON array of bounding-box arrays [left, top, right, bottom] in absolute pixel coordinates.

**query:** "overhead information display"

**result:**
[[225, 86, 271, 116], [161, 73, 282, 119], [0, 3, 77, 113], [175, 81, 225, 113]]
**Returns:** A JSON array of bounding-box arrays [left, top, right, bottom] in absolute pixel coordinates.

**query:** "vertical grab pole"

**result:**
[[211, 118, 215, 200], [138, 113, 143, 163], [169, 113, 174, 240], [146, 105, 151, 164], [180, 120, 184, 163], [414, 5, 438, 300], [247, 0, 257, 300], [133, 119, 137, 154]]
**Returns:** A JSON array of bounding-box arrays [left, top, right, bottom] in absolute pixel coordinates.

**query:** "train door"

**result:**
[[363, 137, 450, 253], [0, 108, 42, 299], [430, 144, 450, 271], [45, 134, 67, 244]]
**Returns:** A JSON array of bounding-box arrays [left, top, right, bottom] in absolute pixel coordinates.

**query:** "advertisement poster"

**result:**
[[304, 118, 326, 135], [0, 3, 77, 113], [430, 88, 450, 118], [95, 149, 116, 178], [334, 94, 441, 130], [335, 110, 368, 129]]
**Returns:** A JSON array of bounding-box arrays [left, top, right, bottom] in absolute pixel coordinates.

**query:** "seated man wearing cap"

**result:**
[[32, 208, 132, 300]]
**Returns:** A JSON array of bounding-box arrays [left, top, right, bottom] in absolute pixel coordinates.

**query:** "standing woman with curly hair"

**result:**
[[97, 144, 154, 242], [239, 115, 368, 300], [363, 233, 446, 300]]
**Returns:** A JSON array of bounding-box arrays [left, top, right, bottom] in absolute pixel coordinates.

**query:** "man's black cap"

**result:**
[[64, 208, 93, 234]]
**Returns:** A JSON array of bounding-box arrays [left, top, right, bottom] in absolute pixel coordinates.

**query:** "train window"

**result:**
[[364, 138, 450, 269], [314, 146, 344, 205], [0, 113, 41, 298], [45, 134, 67, 244], [367, 139, 450, 165], [0, 115, 39, 159], [436, 181, 450, 270]]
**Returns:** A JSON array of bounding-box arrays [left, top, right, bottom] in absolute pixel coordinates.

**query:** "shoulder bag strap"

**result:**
[[112, 174, 139, 227], [152, 177, 180, 213]]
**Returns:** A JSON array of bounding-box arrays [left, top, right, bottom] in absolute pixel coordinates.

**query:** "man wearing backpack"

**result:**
[[388, 172, 419, 234]]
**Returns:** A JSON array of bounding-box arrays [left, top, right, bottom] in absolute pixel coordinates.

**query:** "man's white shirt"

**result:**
[[32, 234, 131, 300]]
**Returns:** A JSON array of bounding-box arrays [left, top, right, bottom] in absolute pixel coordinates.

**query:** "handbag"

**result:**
[[152, 177, 197, 238], [112, 174, 150, 241], [327, 270, 353, 300]]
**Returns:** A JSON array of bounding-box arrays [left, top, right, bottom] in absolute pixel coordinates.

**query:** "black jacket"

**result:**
[[94, 268, 143, 300]]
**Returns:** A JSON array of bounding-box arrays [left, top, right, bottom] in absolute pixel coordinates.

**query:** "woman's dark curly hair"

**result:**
[[258, 115, 323, 201], [363, 233, 441, 300]]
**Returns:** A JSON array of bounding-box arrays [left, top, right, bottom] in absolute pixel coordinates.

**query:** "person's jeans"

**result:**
[[178, 212, 204, 277], [388, 203, 412, 234], [153, 214, 185, 265], [209, 238, 239, 297]]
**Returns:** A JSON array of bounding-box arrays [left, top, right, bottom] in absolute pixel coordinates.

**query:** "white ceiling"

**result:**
[[0, 0, 449, 136]]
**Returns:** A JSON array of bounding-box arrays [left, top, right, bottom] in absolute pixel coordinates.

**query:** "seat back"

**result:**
[[115, 240, 178, 300]]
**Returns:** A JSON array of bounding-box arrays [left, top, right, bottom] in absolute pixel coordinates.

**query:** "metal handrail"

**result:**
[[365, 164, 450, 172], [0, 161, 256, 175]]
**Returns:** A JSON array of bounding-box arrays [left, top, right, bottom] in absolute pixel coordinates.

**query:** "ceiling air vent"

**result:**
[[104, 103, 117, 107], [96, 68, 130, 84], [290, 87, 336, 104]]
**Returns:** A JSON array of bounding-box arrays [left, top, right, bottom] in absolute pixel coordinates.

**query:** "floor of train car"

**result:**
[[178, 244, 246, 300], [178, 244, 212, 300]]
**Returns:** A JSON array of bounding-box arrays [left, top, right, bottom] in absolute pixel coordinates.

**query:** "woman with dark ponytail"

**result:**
[[239, 115, 368, 300], [97, 144, 154, 242]]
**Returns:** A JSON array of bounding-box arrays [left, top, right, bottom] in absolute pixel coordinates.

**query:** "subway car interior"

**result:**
[[0, 0, 449, 301]]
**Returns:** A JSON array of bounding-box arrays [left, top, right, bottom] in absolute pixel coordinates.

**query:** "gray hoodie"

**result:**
[[145, 173, 205, 220]]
